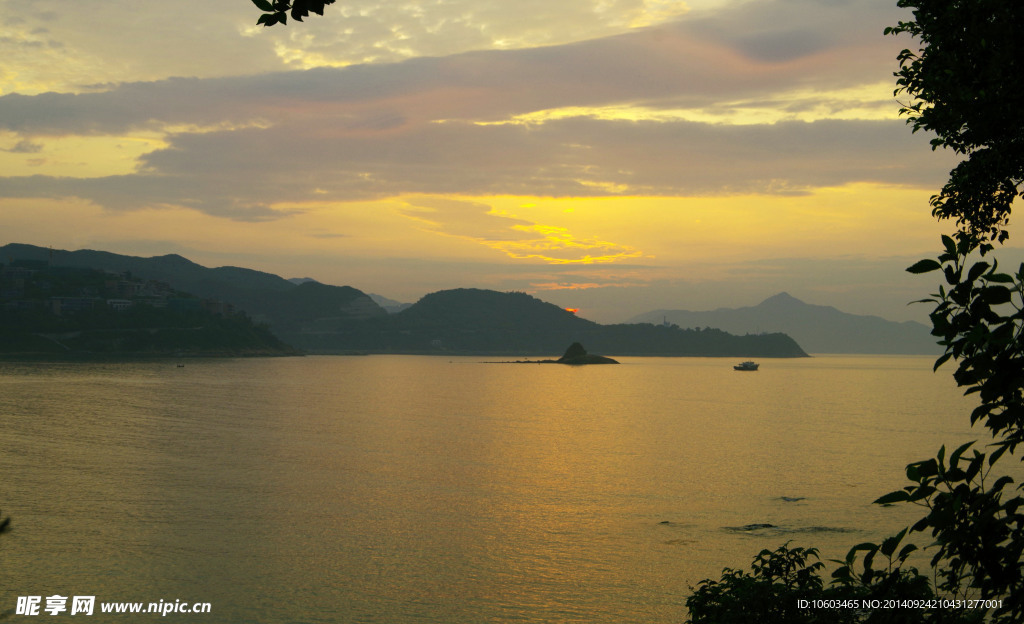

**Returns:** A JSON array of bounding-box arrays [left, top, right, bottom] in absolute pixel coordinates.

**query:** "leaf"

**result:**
[[989, 444, 1008, 466], [907, 485, 936, 502], [916, 458, 939, 478], [981, 286, 1012, 305], [964, 454, 984, 482], [941, 234, 957, 256], [251, 0, 275, 11], [944, 467, 967, 482], [986, 272, 1014, 283], [880, 527, 908, 557], [907, 259, 942, 274], [967, 261, 990, 282], [874, 490, 910, 505], [898, 543, 918, 561], [845, 542, 878, 566], [944, 265, 959, 285], [992, 475, 1014, 492], [949, 440, 974, 466]]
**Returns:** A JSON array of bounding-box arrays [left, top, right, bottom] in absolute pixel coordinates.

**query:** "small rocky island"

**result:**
[[511, 342, 619, 365]]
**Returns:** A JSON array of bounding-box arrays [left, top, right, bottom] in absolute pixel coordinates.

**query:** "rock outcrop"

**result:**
[[555, 342, 618, 365]]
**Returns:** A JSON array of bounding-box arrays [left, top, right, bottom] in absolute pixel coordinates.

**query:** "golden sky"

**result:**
[[0, 0, 1001, 322]]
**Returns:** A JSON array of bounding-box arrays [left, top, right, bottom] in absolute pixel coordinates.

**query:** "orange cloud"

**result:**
[[484, 224, 643, 264]]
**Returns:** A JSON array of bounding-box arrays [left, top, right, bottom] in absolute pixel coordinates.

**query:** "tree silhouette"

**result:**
[[886, 0, 1024, 242], [689, 1, 1024, 621], [868, 3, 1024, 618]]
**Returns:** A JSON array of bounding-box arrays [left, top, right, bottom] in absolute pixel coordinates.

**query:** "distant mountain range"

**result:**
[[628, 292, 939, 354], [1, 243, 806, 358], [367, 293, 413, 314], [333, 288, 806, 357], [1, 243, 385, 350]]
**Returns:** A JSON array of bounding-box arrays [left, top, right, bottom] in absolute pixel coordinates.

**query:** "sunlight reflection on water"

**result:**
[[0, 355, 997, 623]]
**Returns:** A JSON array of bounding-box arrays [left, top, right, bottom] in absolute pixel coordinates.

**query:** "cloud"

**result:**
[[0, 0, 905, 133], [1, 138, 42, 153], [401, 197, 535, 240], [0, 0, 940, 221], [0, 0, 691, 93], [256, 0, 694, 68], [680, 0, 897, 64], [0, 1, 277, 94], [0, 115, 957, 218]]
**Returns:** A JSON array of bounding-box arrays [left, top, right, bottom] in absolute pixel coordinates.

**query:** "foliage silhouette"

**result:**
[[688, 1, 1024, 621], [252, 0, 336, 27], [885, 0, 1024, 241], [686, 543, 932, 624], [854, 1, 1024, 620]]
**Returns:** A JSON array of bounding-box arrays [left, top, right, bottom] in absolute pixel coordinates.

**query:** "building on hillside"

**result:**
[[106, 299, 133, 312], [167, 298, 202, 313], [202, 299, 235, 316], [50, 296, 99, 315]]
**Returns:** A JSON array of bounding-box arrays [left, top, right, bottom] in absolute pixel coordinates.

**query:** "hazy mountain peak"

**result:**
[[759, 292, 802, 306], [628, 293, 939, 355], [757, 293, 819, 309], [152, 253, 200, 267]]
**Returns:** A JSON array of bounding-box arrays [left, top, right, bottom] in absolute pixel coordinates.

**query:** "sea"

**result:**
[[0, 354, 1004, 623]]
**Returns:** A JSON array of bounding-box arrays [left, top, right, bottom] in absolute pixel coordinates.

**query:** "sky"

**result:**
[[0, 0, 1012, 323]]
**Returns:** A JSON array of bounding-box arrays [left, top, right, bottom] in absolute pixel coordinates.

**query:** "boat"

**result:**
[[733, 361, 759, 371]]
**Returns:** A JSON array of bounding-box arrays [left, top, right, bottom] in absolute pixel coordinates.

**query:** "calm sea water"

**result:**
[[0, 355, 994, 622]]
